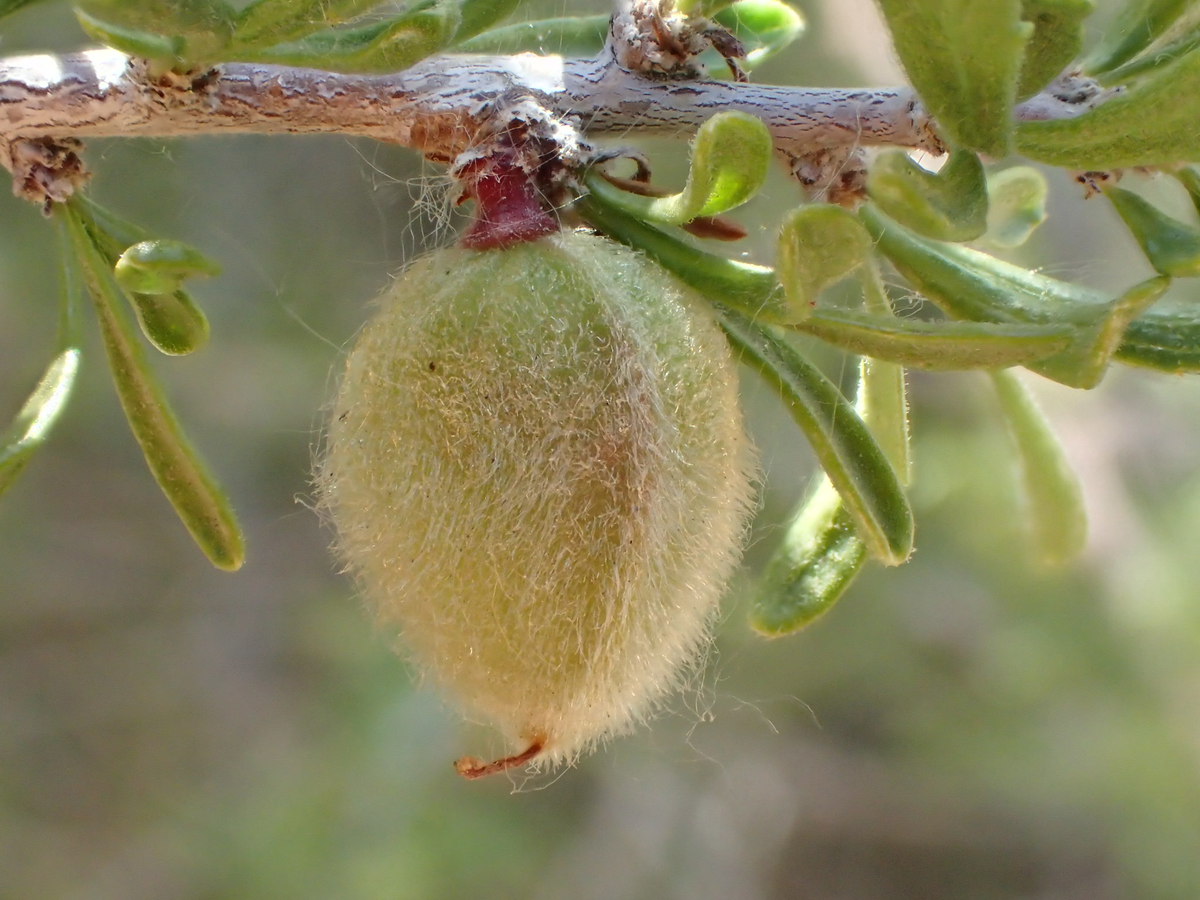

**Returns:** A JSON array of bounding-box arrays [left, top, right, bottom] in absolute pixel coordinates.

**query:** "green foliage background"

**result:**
[[2, 1, 1199, 897]]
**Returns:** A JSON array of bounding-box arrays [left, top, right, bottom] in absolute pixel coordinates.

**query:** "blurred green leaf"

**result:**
[[62, 202, 245, 571], [983, 165, 1048, 248], [0, 0, 53, 20], [1018, 0, 1094, 98], [776, 204, 873, 316], [719, 309, 914, 566], [1105, 185, 1200, 277], [75, 0, 236, 64], [866, 149, 988, 243], [1173, 165, 1200, 215], [1017, 47, 1200, 168], [452, 0, 524, 44], [233, 0, 382, 47], [245, 1, 459, 71], [0, 348, 81, 498], [990, 369, 1087, 565], [1084, 0, 1199, 74], [875, 0, 1030, 156], [457, 13, 608, 54], [712, 0, 806, 69]]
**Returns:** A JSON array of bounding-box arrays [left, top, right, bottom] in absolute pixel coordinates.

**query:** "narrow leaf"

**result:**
[[776, 204, 873, 316], [866, 149, 989, 242], [863, 204, 1171, 387], [1105, 185, 1200, 277], [875, 0, 1031, 156], [63, 204, 245, 571], [718, 309, 914, 565], [0, 349, 81, 497], [983, 165, 1048, 248], [752, 289, 910, 634], [990, 369, 1087, 564], [752, 480, 868, 634], [792, 311, 1073, 370], [576, 178, 793, 322], [1017, 46, 1200, 168]]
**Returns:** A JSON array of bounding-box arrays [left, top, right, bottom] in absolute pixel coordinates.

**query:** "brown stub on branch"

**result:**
[[8, 137, 90, 213], [454, 736, 547, 779], [458, 151, 560, 249]]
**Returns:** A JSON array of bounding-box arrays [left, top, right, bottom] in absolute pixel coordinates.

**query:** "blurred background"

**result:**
[[2, 1, 1199, 897]]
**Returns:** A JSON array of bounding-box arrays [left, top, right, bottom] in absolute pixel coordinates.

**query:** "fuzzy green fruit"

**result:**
[[320, 230, 756, 776]]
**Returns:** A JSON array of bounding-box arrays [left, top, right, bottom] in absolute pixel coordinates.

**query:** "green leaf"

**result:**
[[0, 0, 52, 21], [246, 1, 459, 72], [452, 0, 524, 44], [1099, 25, 1200, 82], [990, 369, 1087, 565], [712, 0, 807, 70], [595, 112, 772, 226], [983, 165, 1048, 248], [1173, 165, 1200, 216], [63, 203, 245, 572], [1084, 0, 1199, 74], [576, 176, 794, 323], [751, 479, 868, 634], [0, 349, 81, 498], [457, 14, 609, 54], [1018, 0, 1094, 98], [751, 284, 910, 635], [1118, 303, 1200, 372], [127, 291, 212, 356], [792, 310, 1073, 370], [1, 218, 85, 498], [718, 309, 914, 565], [75, 0, 236, 64], [115, 239, 221, 295], [875, 0, 1031, 157], [1105, 185, 1200, 277], [865, 149, 989, 243], [233, 0, 382, 47], [70, 205, 215, 357], [460, 0, 805, 66], [862, 204, 1171, 388], [776, 204, 873, 316], [1017, 47, 1200, 168]]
